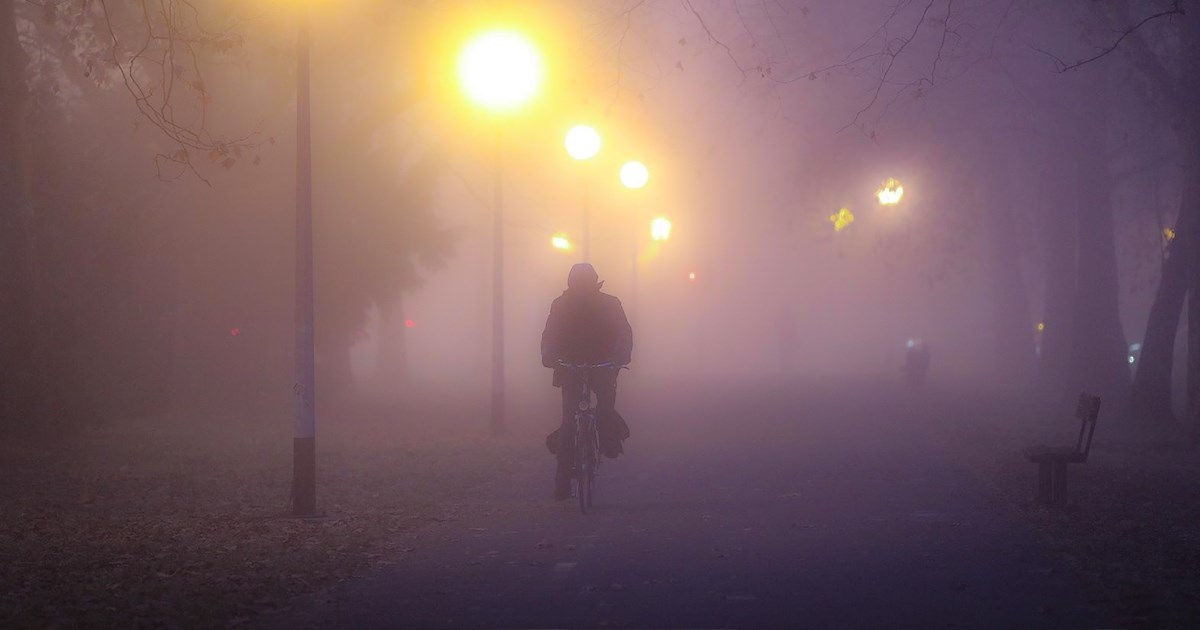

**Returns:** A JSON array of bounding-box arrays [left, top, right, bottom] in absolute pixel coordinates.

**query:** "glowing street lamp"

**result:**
[[564, 125, 601, 160], [458, 28, 544, 436], [620, 160, 649, 189], [619, 160, 650, 326], [565, 125, 601, 260], [650, 216, 672, 242], [876, 178, 904, 205], [551, 233, 573, 251], [458, 30, 544, 112]]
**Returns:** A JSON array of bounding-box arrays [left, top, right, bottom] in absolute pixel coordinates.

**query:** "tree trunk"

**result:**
[[982, 160, 1036, 379], [1037, 168, 1076, 392], [316, 332, 354, 404], [1066, 64, 1131, 406], [376, 298, 409, 385], [0, 0, 38, 429], [1180, 5, 1200, 438], [1129, 214, 1189, 423]]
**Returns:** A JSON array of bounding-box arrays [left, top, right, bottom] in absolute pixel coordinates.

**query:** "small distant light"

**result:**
[[405, 319, 415, 328], [687, 271, 696, 282], [551, 234, 572, 251], [650, 217, 672, 242], [230, 327, 240, 337], [1130, 342, 1142, 352], [1128, 355, 1136, 364], [1036, 322, 1045, 332], [906, 339, 916, 349], [1164, 227, 1176, 243], [829, 207, 854, 232]]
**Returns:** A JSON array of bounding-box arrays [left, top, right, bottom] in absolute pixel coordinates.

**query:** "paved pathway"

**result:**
[[277, 381, 1107, 628]]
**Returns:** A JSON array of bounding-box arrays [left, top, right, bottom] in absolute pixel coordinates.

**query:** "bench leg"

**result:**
[[1036, 462, 1052, 504], [1051, 461, 1068, 506]]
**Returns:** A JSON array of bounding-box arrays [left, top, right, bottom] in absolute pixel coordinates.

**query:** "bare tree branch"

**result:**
[[681, 0, 750, 83], [1032, 1, 1183, 73], [96, 0, 257, 183]]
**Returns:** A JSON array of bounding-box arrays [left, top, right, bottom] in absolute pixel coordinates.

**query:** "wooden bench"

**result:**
[[1027, 394, 1101, 506]]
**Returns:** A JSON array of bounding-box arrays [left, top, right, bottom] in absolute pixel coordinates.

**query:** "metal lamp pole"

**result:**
[[292, 6, 317, 517], [491, 128, 505, 435]]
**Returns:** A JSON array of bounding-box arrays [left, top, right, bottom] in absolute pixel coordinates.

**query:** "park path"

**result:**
[[274, 379, 1107, 629]]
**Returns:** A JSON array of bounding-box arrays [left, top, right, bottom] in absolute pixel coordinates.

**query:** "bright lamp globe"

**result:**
[[620, 160, 649, 189], [565, 125, 601, 160], [458, 30, 544, 111]]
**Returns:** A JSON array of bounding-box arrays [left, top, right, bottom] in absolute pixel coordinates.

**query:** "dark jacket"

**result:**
[[540, 287, 633, 375]]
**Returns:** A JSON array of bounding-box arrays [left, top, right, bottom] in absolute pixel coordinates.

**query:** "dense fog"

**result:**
[[2, 1, 1192, 428]]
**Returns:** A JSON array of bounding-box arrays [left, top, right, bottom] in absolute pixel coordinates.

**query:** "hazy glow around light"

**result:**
[[1036, 322, 1045, 332], [688, 271, 696, 282], [650, 217, 672, 241], [458, 30, 543, 111], [830, 207, 854, 231], [551, 233, 572, 251], [876, 178, 904, 205], [565, 125, 601, 160], [620, 160, 649, 189]]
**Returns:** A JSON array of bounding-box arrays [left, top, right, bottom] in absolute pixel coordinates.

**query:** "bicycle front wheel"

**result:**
[[577, 429, 594, 514]]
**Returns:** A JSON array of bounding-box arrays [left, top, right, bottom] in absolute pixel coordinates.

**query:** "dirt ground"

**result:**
[[0, 393, 526, 628]]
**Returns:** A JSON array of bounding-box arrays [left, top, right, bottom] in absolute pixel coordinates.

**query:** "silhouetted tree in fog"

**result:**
[[0, 1, 455, 427]]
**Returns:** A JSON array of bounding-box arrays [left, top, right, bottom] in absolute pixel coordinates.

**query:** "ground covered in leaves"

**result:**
[[1, 394, 526, 628], [935, 389, 1200, 629]]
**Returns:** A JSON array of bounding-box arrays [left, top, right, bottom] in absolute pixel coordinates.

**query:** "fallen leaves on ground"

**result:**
[[0, 398, 524, 628]]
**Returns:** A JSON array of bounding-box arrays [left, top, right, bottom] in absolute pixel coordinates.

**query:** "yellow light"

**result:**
[[551, 233, 572, 251], [688, 271, 696, 282], [650, 217, 672, 242], [620, 160, 649, 189], [458, 30, 544, 112], [876, 178, 904, 205], [1036, 322, 1045, 332], [1164, 227, 1176, 243], [564, 125, 601, 160], [829, 207, 854, 231]]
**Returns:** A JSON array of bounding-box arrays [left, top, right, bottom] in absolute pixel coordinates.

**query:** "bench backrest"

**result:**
[[1074, 393, 1101, 461]]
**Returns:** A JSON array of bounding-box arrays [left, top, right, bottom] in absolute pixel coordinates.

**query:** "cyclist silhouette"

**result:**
[[541, 263, 633, 501]]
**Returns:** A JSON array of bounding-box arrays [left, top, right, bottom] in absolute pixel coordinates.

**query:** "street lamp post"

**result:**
[[459, 29, 543, 435], [292, 5, 316, 517], [619, 160, 650, 324], [565, 125, 601, 261]]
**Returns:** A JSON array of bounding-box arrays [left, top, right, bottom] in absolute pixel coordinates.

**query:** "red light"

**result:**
[[230, 327, 240, 336], [404, 319, 415, 328]]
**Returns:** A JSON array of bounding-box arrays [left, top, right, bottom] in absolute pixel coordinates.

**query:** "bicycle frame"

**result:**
[[558, 362, 611, 513]]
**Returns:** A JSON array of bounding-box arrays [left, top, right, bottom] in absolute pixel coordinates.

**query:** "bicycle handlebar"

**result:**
[[556, 360, 620, 370]]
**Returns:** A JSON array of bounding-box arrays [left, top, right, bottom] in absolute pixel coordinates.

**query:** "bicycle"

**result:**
[[557, 361, 614, 514]]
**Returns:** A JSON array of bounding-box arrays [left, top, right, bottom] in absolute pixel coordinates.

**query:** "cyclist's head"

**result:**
[[567, 263, 603, 291]]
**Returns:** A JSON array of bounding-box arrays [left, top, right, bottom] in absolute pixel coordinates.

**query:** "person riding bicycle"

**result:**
[[541, 263, 633, 501]]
